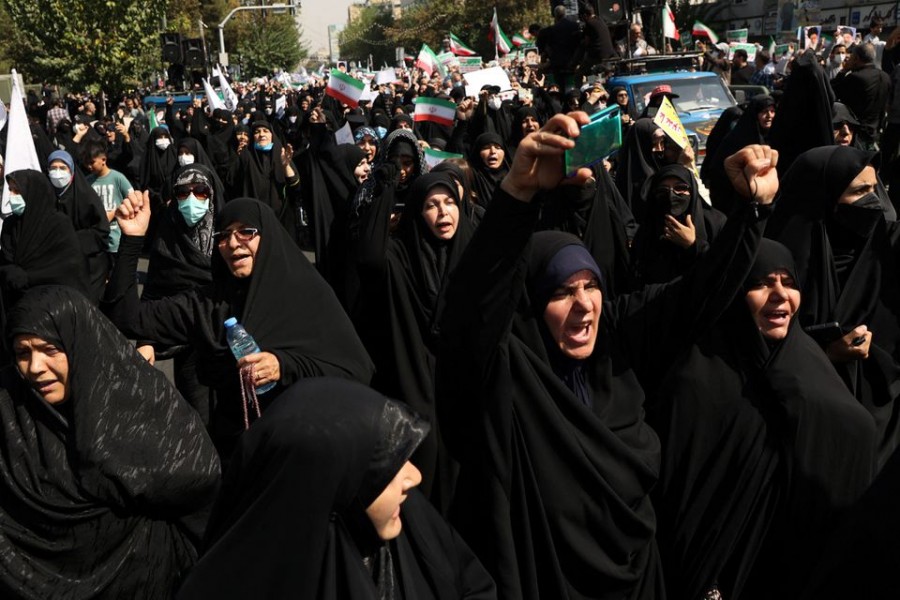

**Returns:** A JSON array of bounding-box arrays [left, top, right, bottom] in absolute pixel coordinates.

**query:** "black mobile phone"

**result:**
[[804, 321, 844, 345]]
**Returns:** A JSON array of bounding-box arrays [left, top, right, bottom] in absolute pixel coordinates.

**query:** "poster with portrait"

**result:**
[[835, 26, 856, 47], [801, 25, 822, 49], [778, 0, 797, 32]]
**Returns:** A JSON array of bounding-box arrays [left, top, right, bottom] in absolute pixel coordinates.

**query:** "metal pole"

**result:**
[[200, 19, 209, 73]]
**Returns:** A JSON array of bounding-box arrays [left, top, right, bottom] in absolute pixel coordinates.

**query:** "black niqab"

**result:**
[[768, 145, 900, 469]]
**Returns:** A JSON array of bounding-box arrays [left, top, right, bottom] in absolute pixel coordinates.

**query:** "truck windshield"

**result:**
[[633, 79, 735, 114]]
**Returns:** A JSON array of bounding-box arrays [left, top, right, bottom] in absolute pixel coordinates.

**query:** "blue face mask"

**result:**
[[8, 193, 25, 216], [254, 142, 274, 151], [178, 194, 210, 227]]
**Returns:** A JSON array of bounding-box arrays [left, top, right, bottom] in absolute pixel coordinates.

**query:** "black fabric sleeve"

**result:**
[[439, 187, 538, 395], [102, 234, 195, 347], [614, 197, 772, 382], [447, 119, 470, 155]]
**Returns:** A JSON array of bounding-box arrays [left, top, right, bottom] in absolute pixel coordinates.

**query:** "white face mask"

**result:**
[[289, 116, 298, 124], [178, 154, 195, 166], [155, 137, 171, 150], [8, 193, 25, 216], [488, 97, 503, 111], [832, 54, 845, 66], [49, 169, 72, 189]]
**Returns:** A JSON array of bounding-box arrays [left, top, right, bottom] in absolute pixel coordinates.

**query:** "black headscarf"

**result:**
[[206, 198, 374, 390], [705, 95, 775, 214], [430, 160, 483, 225], [699, 104, 743, 184], [354, 172, 475, 509], [631, 164, 727, 285], [177, 377, 496, 599], [768, 145, 900, 469], [468, 132, 509, 209], [768, 50, 835, 176], [0, 170, 88, 304], [0, 285, 220, 599], [647, 239, 876, 599], [139, 126, 177, 208], [142, 163, 225, 301], [47, 150, 110, 303], [229, 121, 291, 223], [614, 118, 662, 221], [175, 136, 217, 172]]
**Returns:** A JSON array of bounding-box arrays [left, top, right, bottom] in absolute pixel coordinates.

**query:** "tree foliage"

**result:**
[[1, 0, 166, 93], [339, 0, 549, 63], [235, 12, 307, 78], [338, 5, 396, 67]]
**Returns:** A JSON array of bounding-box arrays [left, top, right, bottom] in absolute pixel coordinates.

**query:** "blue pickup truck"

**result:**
[[606, 70, 737, 163]]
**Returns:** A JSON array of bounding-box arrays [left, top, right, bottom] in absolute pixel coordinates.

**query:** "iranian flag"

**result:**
[[692, 21, 719, 44], [663, 3, 680, 40], [424, 148, 464, 169], [449, 32, 477, 56], [326, 70, 365, 108], [414, 97, 456, 127], [489, 8, 513, 56], [512, 30, 529, 47], [416, 43, 444, 76]]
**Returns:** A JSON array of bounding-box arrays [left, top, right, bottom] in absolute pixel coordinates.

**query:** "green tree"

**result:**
[[1, 0, 166, 94], [389, 0, 547, 59], [235, 12, 307, 78], [339, 5, 396, 66]]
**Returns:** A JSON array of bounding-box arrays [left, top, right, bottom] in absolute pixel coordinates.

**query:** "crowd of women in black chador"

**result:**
[[1, 42, 899, 598]]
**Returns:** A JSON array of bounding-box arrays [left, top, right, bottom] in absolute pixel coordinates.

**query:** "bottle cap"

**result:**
[[224, 317, 238, 327]]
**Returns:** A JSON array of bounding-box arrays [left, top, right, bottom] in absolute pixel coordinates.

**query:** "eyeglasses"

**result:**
[[174, 184, 212, 200], [213, 227, 259, 245], [655, 184, 691, 196]]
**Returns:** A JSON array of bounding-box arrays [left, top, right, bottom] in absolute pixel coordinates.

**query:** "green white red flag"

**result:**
[[414, 96, 456, 127], [489, 8, 513, 56], [326, 70, 365, 108], [449, 32, 477, 56]]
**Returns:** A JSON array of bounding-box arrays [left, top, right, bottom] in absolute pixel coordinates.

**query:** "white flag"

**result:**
[[0, 99, 7, 133], [218, 68, 240, 112], [2, 70, 41, 218], [202, 78, 226, 112]]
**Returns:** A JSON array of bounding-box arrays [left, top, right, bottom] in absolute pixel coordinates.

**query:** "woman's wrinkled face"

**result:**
[[837, 165, 878, 205], [543, 269, 603, 360], [216, 221, 261, 278], [14, 335, 70, 405], [757, 105, 775, 131], [354, 158, 371, 184], [365, 460, 422, 540], [253, 127, 272, 146], [479, 143, 505, 169], [357, 135, 377, 162], [744, 270, 800, 340], [420, 184, 459, 240]]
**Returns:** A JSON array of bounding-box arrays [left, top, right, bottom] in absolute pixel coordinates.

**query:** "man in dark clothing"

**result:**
[[575, 4, 618, 79], [832, 43, 892, 148], [536, 5, 582, 92], [730, 48, 755, 85]]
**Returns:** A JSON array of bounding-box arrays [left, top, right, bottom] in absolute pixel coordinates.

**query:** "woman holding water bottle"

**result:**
[[104, 191, 375, 458]]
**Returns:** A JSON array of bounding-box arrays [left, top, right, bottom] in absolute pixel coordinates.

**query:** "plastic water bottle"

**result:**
[[224, 317, 276, 394]]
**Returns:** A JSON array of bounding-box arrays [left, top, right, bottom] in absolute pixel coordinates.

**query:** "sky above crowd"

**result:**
[[303, 0, 351, 55]]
